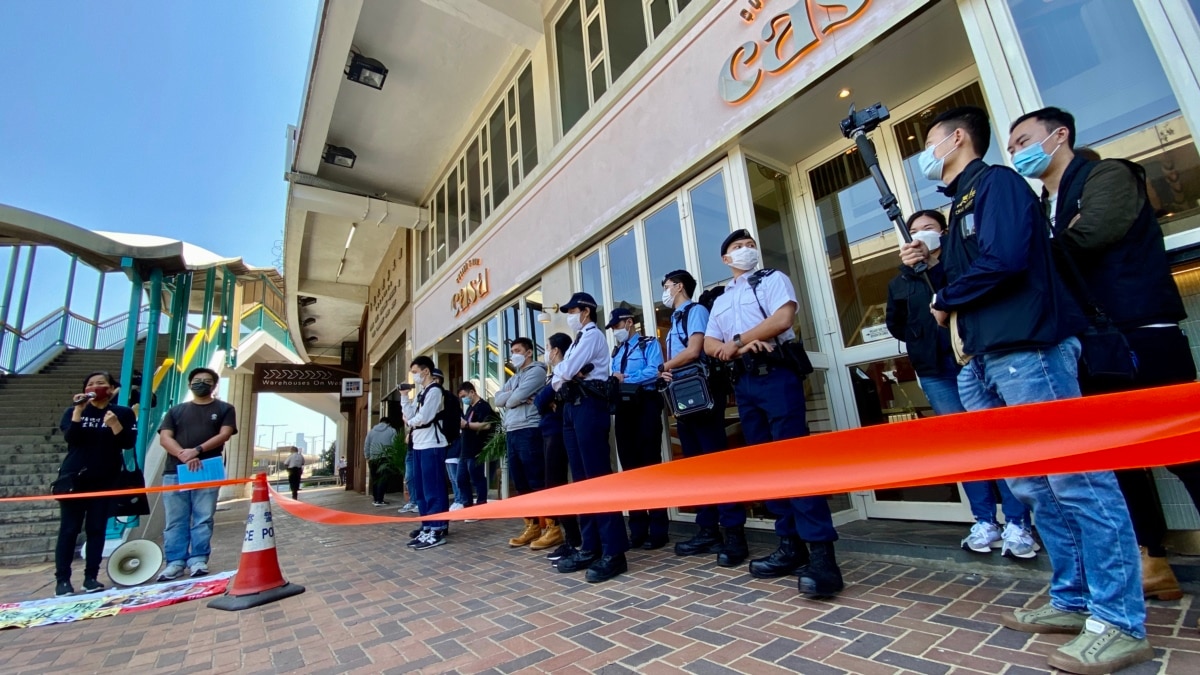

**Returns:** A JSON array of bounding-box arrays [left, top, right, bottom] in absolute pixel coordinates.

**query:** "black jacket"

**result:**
[[58, 404, 138, 491], [933, 159, 1085, 356], [886, 263, 955, 377]]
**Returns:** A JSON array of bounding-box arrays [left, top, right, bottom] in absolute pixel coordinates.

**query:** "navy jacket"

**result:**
[[932, 159, 1084, 356], [533, 383, 563, 437], [886, 263, 957, 378]]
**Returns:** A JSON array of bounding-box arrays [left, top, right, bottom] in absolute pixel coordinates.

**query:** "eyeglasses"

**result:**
[[193, 379, 216, 385]]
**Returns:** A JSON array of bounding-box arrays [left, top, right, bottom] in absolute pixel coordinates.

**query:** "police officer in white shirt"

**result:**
[[703, 229, 843, 599], [550, 292, 630, 583]]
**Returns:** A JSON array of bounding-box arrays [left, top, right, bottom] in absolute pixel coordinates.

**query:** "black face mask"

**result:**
[[190, 381, 214, 397]]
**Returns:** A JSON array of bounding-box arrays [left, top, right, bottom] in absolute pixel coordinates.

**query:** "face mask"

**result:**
[[461, 396, 471, 406], [85, 384, 111, 399], [566, 313, 583, 332], [613, 328, 629, 344], [1012, 128, 1065, 179], [910, 230, 941, 251], [727, 246, 759, 271], [918, 133, 957, 183], [190, 381, 213, 397], [661, 287, 676, 308], [412, 372, 425, 385], [511, 352, 527, 368]]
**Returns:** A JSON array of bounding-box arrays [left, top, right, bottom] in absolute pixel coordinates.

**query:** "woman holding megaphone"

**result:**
[[52, 371, 138, 597]]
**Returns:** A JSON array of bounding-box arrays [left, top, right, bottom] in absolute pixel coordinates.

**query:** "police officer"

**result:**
[[661, 270, 748, 566], [551, 292, 630, 583], [704, 229, 843, 599], [606, 306, 669, 550]]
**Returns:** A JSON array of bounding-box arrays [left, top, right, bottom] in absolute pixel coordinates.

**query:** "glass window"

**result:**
[[465, 138, 482, 238], [524, 288, 547, 361], [1191, 0, 1200, 21], [648, 0, 671, 38], [1006, 0, 1178, 146], [747, 160, 819, 353], [688, 172, 735, 289], [606, 229, 646, 334], [488, 106, 510, 208], [484, 316, 501, 397], [436, 185, 448, 265], [447, 170, 460, 258], [418, 226, 428, 285], [643, 200, 686, 345], [604, 0, 647, 83], [467, 326, 481, 389], [518, 66, 537, 177], [502, 303, 520, 373], [556, 3, 589, 133], [579, 250, 605, 311]]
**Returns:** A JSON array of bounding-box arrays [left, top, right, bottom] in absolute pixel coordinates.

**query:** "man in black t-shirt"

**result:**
[[457, 382, 494, 509], [157, 368, 238, 580]]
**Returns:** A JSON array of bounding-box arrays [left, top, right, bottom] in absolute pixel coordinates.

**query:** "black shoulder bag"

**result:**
[[113, 450, 151, 518], [1056, 245, 1136, 388]]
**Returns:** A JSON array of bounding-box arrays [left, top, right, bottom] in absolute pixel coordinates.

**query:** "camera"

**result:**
[[839, 102, 890, 138], [397, 383, 414, 392]]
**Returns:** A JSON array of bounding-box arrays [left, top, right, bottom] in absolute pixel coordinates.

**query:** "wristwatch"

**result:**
[[733, 334, 745, 348], [194, 446, 204, 454]]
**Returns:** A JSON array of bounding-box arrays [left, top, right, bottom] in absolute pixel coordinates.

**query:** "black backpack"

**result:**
[[416, 385, 461, 445]]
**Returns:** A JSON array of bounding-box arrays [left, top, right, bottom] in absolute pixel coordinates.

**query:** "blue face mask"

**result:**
[[461, 396, 471, 406], [1012, 128, 1065, 179], [917, 134, 957, 183]]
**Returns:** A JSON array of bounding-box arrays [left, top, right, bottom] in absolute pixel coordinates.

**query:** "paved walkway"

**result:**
[[2, 487, 1199, 674]]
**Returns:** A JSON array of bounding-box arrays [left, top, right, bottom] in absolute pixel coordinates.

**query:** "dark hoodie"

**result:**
[[58, 403, 138, 492]]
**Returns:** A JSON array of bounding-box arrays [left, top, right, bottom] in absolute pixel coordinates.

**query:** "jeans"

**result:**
[[368, 456, 387, 503], [404, 449, 416, 504], [614, 393, 669, 541], [161, 474, 220, 566], [563, 396, 628, 556], [543, 431, 581, 547], [55, 496, 111, 582], [410, 447, 448, 530], [446, 460, 466, 505], [734, 367, 837, 542], [456, 455, 489, 507], [505, 427, 545, 495], [919, 373, 1029, 527], [957, 337, 1145, 638], [676, 405, 745, 529]]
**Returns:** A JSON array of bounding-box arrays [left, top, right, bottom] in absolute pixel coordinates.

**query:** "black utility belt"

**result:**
[[615, 381, 655, 403], [563, 379, 609, 404], [730, 340, 813, 380]]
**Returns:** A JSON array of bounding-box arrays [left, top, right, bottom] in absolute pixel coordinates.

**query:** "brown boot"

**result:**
[[1142, 546, 1183, 601], [530, 519, 565, 550], [509, 518, 543, 547]]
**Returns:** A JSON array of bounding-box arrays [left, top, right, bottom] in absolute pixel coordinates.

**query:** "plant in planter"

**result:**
[[375, 435, 408, 494], [476, 413, 506, 463]]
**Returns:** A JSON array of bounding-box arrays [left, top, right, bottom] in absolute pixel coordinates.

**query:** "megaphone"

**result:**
[[107, 539, 164, 587]]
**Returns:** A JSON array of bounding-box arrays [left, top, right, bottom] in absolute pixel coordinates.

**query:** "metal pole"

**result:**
[[200, 268, 215, 366], [135, 268, 164, 463], [118, 259, 142, 408], [0, 246, 22, 362], [58, 255, 78, 345], [89, 270, 106, 349], [6, 247, 37, 371]]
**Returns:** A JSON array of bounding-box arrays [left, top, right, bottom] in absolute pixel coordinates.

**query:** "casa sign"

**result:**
[[450, 257, 490, 317], [718, 0, 870, 104]]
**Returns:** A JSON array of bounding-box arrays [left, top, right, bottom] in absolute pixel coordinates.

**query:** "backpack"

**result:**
[[415, 385, 461, 445]]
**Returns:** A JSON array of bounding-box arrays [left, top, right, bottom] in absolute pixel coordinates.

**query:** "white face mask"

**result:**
[[910, 229, 941, 251], [412, 372, 424, 385], [661, 287, 676, 308], [566, 313, 583, 332], [510, 352, 527, 368], [727, 246, 759, 271], [613, 328, 630, 344]]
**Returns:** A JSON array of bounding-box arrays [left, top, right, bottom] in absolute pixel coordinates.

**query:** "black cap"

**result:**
[[430, 368, 445, 380], [560, 292, 598, 312], [662, 269, 694, 286], [605, 307, 634, 329], [720, 228, 754, 255]]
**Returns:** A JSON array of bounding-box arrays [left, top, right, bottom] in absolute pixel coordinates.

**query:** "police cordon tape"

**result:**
[[0, 478, 254, 502], [265, 382, 1200, 526]]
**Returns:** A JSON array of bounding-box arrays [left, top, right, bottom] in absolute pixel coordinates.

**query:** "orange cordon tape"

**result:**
[[266, 383, 1200, 526], [0, 478, 254, 502]]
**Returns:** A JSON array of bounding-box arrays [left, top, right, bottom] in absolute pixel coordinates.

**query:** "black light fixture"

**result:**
[[346, 52, 388, 90], [298, 296, 317, 307], [305, 335, 319, 344], [322, 144, 356, 169], [302, 317, 317, 327]]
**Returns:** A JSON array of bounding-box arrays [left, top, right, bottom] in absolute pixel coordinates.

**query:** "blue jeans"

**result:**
[[446, 461, 466, 505], [957, 338, 1145, 638], [734, 367, 837, 542], [410, 447, 448, 530], [161, 473, 219, 566], [505, 427, 545, 495], [456, 456, 489, 506], [404, 448, 416, 503], [920, 373, 1028, 527]]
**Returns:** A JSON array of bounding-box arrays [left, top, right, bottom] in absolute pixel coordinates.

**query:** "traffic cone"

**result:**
[[209, 473, 305, 611]]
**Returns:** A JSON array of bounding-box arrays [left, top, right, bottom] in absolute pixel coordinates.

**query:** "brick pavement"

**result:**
[[2, 486, 1199, 674]]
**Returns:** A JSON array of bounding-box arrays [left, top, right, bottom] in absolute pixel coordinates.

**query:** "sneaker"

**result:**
[[82, 577, 105, 593], [372, 501, 389, 507], [413, 530, 447, 550], [1047, 617, 1153, 675], [1000, 522, 1040, 559], [55, 580, 74, 597], [961, 521, 1002, 554], [546, 544, 575, 562], [464, 518, 479, 524], [399, 502, 419, 513], [188, 561, 208, 578], [449, 502, 465, 512], [157, 562, 185, 582], [999, 603, 1088, 634]]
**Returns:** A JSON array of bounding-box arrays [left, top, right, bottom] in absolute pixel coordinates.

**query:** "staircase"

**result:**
[[0, 348, 160, 567]]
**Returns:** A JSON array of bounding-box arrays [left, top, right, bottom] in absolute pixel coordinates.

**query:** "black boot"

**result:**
[[748, 536, 807, 578], [799, 541, 844, 599], [675, 526, 722, 556], [717, 526, 749, 567]]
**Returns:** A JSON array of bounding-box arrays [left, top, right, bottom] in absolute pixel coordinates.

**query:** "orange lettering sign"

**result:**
[[450, 268, 490, 317]]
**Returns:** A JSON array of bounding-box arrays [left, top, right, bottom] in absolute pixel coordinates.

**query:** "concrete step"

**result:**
[[0, 462, 59, 475], [0, 501, 60, 519], [0, 483, 56, 498], [0, 519, 60, 537], [0, 429, 64, 438], [0, 535, 57, 556], [0, 473, 57, 488], [3, 442, 68, 454], [0, 551, 53, 567], [3, 457, 65, 471]]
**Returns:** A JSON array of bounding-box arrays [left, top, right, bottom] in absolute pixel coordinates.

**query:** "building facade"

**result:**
[[287, 0, 1200, 531]]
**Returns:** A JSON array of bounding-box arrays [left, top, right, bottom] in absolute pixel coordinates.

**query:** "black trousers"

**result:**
[[614, 393, 669, 541], [288, 468, 302, 498], [543, 431, 581, 547], [56, 496, 111, 582], [1086, 325, 1199, 554], [368, 457, 387, 503]]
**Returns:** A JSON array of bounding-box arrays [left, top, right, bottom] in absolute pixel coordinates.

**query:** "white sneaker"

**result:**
[[961, 521, 1002, 553], [188, 561, 209, 578], [1000, 522, 1040, 559], [157, 562, 185, 582], [449, 502, 465, 512], [399, 502, 419, 513]]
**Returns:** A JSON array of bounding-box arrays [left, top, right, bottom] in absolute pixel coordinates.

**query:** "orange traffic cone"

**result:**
[[209, 473, 305, 611]]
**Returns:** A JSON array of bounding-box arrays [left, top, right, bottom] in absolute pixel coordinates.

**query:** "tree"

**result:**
[[313, 441, 336, 476]]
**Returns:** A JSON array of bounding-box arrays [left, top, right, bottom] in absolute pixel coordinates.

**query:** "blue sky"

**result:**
[[0, 0, 336, 447]]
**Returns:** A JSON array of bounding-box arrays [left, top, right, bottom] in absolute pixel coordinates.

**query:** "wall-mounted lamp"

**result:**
[[302, 317, 317, 327], [298, 296, 317, 307], [322, 144, 356, 169], [346, 52, 388, 90], [305, 335, 319, 344], [536, 304, 560, 324]]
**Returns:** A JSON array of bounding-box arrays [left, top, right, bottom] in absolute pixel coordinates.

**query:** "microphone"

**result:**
[[73, 392, 97, 404]]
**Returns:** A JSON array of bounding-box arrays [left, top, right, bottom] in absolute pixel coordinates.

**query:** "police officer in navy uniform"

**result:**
[[704, 229, 843, 599], [551, 292, 630, 582], [661, 270, 749, 566], [606, 306, 669, 550]]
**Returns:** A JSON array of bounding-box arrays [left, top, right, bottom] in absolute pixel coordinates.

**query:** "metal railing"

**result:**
[[0, 305, 152, 374]]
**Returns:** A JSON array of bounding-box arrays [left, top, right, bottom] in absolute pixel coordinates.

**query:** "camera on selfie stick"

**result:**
[[839, 102, 934, 290]]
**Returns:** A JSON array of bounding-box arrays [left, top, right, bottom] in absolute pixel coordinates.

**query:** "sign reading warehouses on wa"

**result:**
[[252, 363, 344, 393]]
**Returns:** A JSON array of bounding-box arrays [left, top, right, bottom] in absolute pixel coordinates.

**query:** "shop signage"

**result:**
[[718, 0, 870, 104], [252, 363, 346, 393], [451, 257, 490, 317], [367, 233, 407, 342]]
